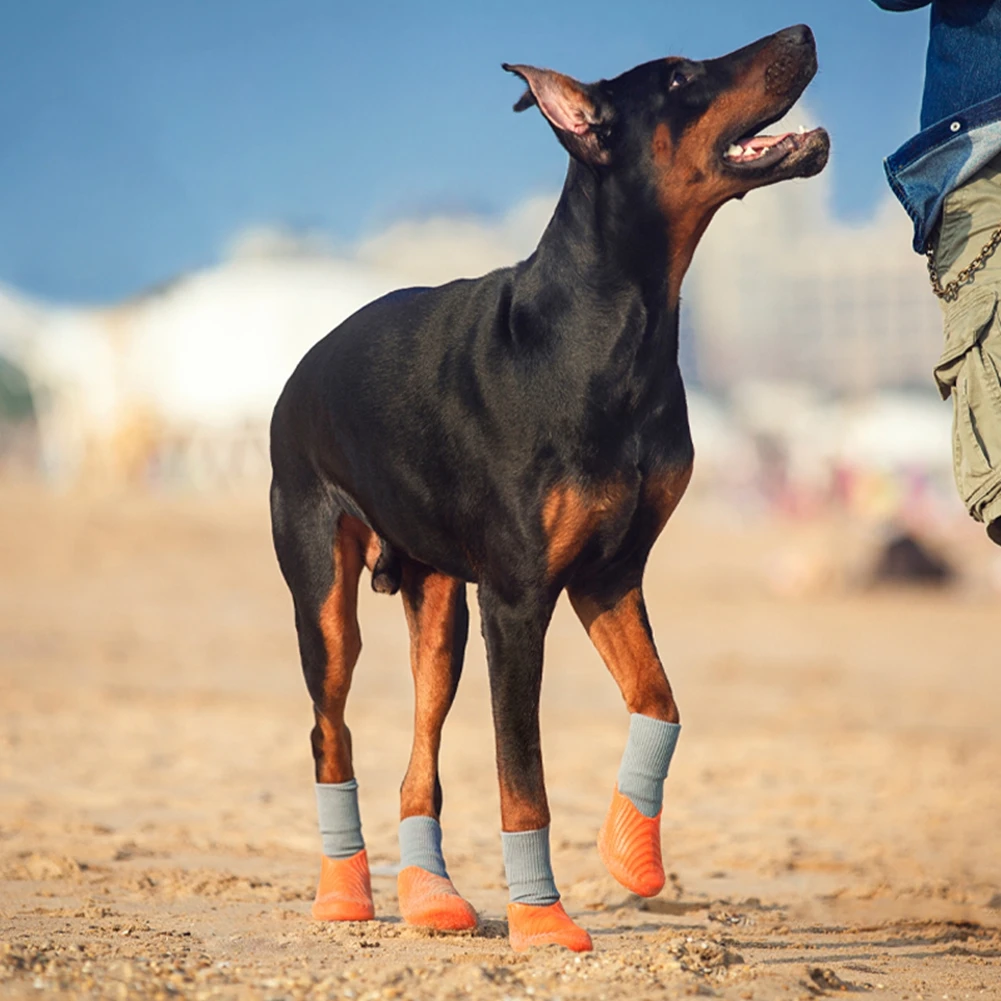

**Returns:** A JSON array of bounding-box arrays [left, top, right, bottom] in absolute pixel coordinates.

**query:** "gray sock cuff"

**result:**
[[399, 816, 448, 878], [315, 779, 365, 859], [501, 827, 559, 906], [617, 714, 681, 819]]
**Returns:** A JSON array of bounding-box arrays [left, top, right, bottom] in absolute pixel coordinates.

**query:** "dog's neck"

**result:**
[[517, 160, 695, 366]]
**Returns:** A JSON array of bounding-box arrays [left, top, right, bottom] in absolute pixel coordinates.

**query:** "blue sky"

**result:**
[[1, 1, 931, 304]]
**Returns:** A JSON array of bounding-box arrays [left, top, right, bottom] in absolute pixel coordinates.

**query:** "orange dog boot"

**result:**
[[598, 786, 665, 897], [397, 866, 478, 930], [311, 849, 375, 921], [507, 901, 593, 952]]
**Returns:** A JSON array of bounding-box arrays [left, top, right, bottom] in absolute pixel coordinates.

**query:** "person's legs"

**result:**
[[932, 152, 1001, 545]]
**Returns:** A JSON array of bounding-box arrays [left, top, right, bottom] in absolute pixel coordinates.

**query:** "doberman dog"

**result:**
[[270, 24, 828, 952]]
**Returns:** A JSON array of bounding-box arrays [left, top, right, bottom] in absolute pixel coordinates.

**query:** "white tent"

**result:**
[[21, 249, 402, 483]]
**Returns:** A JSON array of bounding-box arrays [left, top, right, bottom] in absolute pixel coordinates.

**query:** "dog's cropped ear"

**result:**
[[502, 63, 610, 166]]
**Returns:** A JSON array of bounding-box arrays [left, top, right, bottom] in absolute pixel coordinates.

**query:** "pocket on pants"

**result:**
[[933, 286, 1001, 517]]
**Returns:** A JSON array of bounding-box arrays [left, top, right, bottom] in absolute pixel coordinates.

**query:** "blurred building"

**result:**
[[686, 173, 943, 395]]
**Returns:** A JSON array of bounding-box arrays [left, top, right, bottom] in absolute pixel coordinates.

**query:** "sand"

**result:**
[[1, 484, 999, 1001]]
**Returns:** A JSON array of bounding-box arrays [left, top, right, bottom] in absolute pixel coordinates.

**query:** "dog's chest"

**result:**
[[539, 457, 691, 578], [541, 478, 638, 578]]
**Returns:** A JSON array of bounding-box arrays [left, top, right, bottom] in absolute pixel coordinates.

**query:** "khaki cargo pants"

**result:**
[[932, 152, 1001, 543]]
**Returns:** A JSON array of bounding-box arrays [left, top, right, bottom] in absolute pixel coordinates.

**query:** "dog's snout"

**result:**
[[776, 24, 814, 50], [762, 23, 818, 98]]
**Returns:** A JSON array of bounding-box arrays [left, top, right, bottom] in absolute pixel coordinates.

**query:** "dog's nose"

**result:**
[[776, 24, 814, 48]]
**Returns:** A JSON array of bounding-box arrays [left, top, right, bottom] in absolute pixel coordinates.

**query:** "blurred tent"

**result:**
[[18, 241, 401, 485]]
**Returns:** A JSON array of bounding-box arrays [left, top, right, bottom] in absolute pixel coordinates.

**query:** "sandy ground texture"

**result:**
[[1, 483, 1000, 1001]]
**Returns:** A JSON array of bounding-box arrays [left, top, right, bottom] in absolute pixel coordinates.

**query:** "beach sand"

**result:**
[[1, 485, 999, 1000]]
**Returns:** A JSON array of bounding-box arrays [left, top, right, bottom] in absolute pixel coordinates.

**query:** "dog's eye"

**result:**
[[668, 68, 689, 91]]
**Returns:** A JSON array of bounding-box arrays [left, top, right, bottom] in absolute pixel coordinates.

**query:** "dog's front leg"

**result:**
[[569, 583, 681, 900], [478, 584, 592, 953]]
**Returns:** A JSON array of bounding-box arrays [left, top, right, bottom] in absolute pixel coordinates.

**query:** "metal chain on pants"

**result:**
[[926, 224, 1001, 301]]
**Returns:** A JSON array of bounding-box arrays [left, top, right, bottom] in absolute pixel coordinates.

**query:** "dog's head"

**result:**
[[506, 25, 829, 241]]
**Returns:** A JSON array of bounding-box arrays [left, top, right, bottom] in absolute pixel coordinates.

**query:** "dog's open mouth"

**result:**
[[720, 120, 829, 179], [723, 125, 824, 169]]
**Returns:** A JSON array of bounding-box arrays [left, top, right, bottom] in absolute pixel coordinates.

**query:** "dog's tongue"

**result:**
[[725, 130, 798, 163], [745, 131, 793, 151]]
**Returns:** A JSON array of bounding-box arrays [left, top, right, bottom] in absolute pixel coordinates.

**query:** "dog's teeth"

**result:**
[[727, 144, 742, 158]]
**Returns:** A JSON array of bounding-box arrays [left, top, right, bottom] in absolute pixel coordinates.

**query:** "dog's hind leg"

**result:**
[[395, 563, 478, 930], [568, 582, 680, 900], [398, 566, 467, 821], [270, 479, 373, 921]]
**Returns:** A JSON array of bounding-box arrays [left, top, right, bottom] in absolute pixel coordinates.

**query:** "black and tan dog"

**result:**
[[270, 24, 828, 952]]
